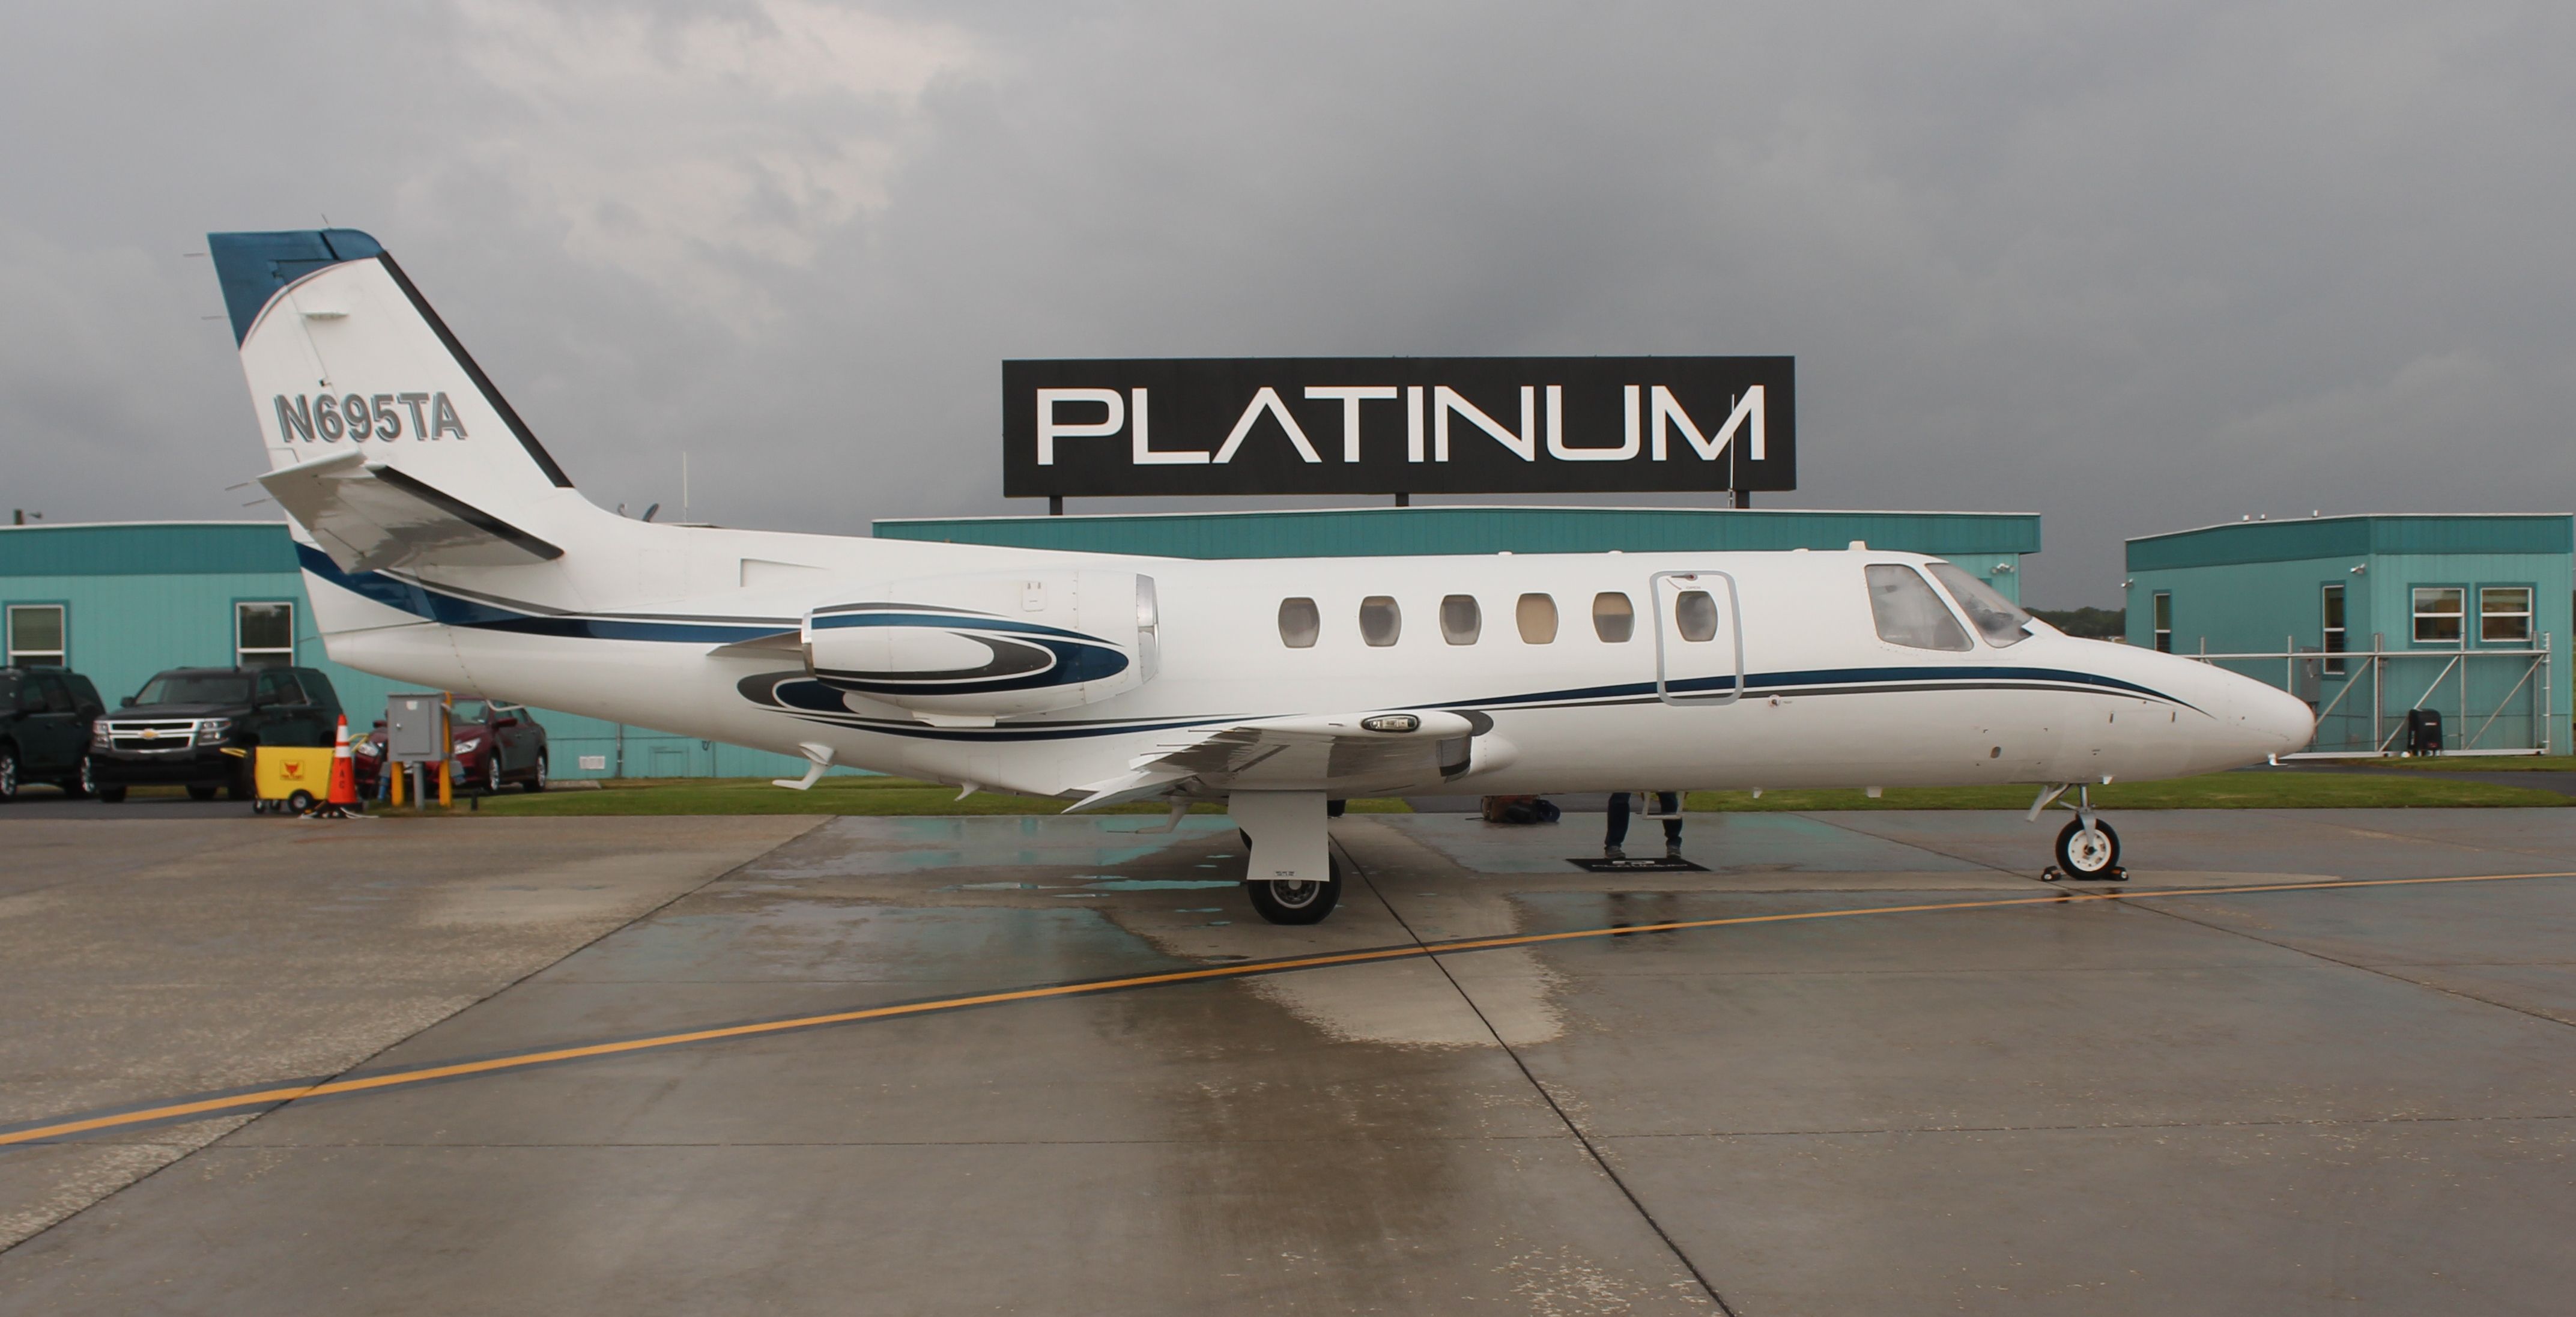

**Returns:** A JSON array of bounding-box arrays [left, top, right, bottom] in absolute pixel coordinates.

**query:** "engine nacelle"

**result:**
[[802, 571, 1159, 721]]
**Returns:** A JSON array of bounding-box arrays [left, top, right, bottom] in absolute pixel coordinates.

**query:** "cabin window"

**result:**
[[1674, 590, 1718, 642], [2152, 592, 2172, 652], [237, 602, 296, 668], [2480, 587, 2532, 643], [2412, 587, 2464, 644], [1277, 597, 1320, 648], [5, 604, 65, 666], [1866, 565, 1972, 652], [1359, 596, 1402, 647], [1927, 563, 2031, 647], [2321, 584, 2346, 675], [1592, 592, 1634, 643], [1515, 593, 1558, 643], [1440, 595, 1482, 645]]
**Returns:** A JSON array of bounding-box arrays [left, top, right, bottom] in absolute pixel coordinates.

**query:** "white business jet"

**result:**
[[211, 229, 2314, 924]]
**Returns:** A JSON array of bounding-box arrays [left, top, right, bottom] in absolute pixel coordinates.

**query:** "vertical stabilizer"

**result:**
[[210, 229, 582, 542]]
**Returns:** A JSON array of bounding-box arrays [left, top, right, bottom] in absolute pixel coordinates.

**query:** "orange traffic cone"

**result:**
[[315, 715, 360, 818]]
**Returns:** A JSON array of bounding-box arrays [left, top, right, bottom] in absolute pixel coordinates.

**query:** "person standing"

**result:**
[[1605, 791, 1682, 861]]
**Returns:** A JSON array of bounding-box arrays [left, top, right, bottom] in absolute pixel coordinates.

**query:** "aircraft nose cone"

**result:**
[[2240, 680, 2317, 759]]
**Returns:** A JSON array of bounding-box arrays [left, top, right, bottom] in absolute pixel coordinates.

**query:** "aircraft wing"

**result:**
[[1064, 711, 1479, 811], [258, 450, 563, 574]]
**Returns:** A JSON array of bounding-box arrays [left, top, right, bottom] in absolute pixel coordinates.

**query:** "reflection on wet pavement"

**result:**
[[11, 807, 2576, 1314]]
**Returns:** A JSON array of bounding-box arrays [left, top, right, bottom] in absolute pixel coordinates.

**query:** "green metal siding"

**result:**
[[2124, 531, 2572, 753], [2127, 515, 2574, 572], [0, 522, 301, 577]]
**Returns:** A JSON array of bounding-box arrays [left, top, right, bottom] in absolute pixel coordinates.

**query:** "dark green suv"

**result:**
[[0, 666, 108, 801], [91, 667, 343, 803]]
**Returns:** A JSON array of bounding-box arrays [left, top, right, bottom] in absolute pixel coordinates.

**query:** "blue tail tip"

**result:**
[[206, 228, 384, 346]]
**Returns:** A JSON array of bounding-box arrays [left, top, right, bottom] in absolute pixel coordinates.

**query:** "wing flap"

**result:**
[[1065, 712, 1477, 810]]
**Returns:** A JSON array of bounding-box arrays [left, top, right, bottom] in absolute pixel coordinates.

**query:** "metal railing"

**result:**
[[2177, 634, 2554, 757]]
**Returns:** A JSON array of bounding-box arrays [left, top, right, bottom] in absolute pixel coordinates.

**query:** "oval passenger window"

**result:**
[[1359, 596, 1402, 647], [1277, 597, 1320, 648], [1515, 593, 1558, 644], [1440, 595, 1481, 645], [1592, 592, 1634, 643], [1676, 590, 1718, 642]]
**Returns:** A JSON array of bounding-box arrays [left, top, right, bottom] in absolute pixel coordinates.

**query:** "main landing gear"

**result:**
[[1231, 790, 1343, 925], [2034, 784, 2126, 882]]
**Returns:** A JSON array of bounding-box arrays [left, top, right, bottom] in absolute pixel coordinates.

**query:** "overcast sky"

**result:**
[[5, 1, 2571, 604]]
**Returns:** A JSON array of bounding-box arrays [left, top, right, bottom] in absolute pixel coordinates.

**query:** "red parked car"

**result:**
[[354, 700, 550, 796]]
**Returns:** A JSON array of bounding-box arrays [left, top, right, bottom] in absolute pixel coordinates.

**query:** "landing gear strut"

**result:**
[[2035, 784, 2126, 882]]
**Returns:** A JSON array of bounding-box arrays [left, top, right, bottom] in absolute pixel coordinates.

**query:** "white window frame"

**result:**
[[2411, 587, 2464, 646], [2478, 586, 2533, 644], [236, 601, 297, 667], [6, 604, 65, 666], [2321, 584, 2346, 676]]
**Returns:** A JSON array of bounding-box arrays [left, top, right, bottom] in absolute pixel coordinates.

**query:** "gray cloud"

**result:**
[[4, 1, 2571, 602]]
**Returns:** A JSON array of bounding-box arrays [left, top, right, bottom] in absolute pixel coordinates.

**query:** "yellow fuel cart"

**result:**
[[250, 745, 337, 815]]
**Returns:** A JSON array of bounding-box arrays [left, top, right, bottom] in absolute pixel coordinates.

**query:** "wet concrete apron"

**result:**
[[3, 810, 2576, 1314]]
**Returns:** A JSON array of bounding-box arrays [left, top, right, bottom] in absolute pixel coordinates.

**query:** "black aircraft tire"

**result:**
[[1246, 855, 1343, 925], [2055, 818, 2122, 877]]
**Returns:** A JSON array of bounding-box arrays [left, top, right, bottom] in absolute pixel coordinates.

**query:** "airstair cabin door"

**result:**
[[1650, 571, 1744, 706]]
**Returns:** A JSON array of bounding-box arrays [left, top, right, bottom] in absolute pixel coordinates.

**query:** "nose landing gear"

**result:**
[[2034, 784, 2127, 882]]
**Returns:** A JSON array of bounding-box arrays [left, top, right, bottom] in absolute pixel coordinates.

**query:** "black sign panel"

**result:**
[[1002, 357, 1793, 498]]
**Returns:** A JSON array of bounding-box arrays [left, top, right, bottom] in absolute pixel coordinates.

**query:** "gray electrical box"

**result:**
[[385, 694, 450, 763]]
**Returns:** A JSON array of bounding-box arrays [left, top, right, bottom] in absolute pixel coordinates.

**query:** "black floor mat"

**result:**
[[1566, 856, 1709, 873]]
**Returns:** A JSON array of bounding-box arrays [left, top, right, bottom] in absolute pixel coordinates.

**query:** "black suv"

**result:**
[[92, 667, 343, 804], [0, 666, 108, 801]]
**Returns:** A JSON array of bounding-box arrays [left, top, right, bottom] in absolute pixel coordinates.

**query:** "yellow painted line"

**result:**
[[5, 867, 2572, 1148]]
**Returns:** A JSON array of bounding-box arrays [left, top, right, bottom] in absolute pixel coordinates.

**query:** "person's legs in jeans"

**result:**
[[1657, 792, 1683, 856], [1604, 792, 1632, 856]]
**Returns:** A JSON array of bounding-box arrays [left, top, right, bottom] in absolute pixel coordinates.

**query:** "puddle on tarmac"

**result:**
[[1082, 879, 1238, 891], [762, 816, 1237, 876]]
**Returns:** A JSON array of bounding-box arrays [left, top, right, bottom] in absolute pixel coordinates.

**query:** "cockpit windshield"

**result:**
[[1927, 563, 2033, 647]]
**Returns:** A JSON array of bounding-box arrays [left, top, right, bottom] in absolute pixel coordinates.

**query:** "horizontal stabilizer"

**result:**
[[258, 450, 563, 574]]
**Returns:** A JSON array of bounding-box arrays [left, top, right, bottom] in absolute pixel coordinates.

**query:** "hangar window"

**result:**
[[2152, 593, 2172, 652], [2321, 584, 2346, 676], [237, 602, 297, 668], [1592, 593, 1634, 643], [2412, 587, 2464, 644], [1515, 593, 1558, 643], [1359, 596, 1402, 647], [1440, 595, 1482, 645], [2480, 587, 2532, 643], [1866, 566, 1972, 652], [1674, 590, 1718, 642], [5, 604, 65, 666], [1927, 563, 2031, 647], [1277, 597, 1320, 648]]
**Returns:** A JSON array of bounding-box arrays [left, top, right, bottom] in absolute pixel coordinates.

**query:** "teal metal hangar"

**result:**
[[5, 508, 2043, 783], [0, 521, 795, 782], [2123, 514, 2572, 755]]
